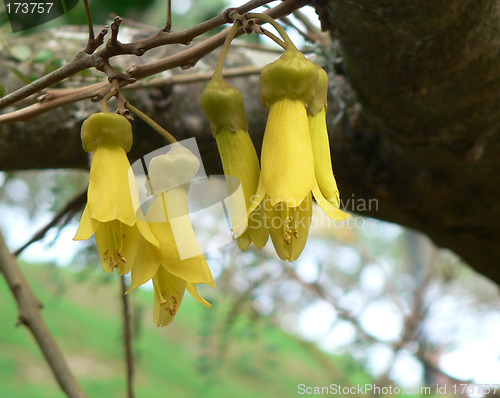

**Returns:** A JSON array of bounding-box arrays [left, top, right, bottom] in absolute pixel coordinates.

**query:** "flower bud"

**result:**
[[81, 112, 132, 153], [200, 79, 249, 134], [308, 67, 329, 116], [148, 144, 200, 194], [260, 49, 319, 108]]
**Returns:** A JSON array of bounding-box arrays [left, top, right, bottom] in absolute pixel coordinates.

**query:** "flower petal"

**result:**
[[146, 206, 216, 288], [164, 188, 205, 259], [267, 193, 312, 261], [73, 205, 98, 241], [247, 200, 269, 249], [247, 177, 266, 216], [261, 99, 315, 207], [129, 238, 161, 291], [237, 231, 252, 251], [163, 255, 216, 288], [309, 108, 341, 207], [136, 219, 159, 248], [312, 185, 350, 220], [87, 146, 137, 226], [153, 267, 187, 327], [215, 128, 260, 208], [94, 220, 132, 274], [186, 282, 212, 308]]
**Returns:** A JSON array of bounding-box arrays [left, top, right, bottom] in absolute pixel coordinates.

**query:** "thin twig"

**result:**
[[292, 8, 328, 42], [129, 0, 307, 78], [0, 81, 110, 124], [0, 231, 88, 398], [0, 0, 306, 120], [0, 0, 287, 111], [14, 190, 87, 256], [0, 50, 95, 111], [283, 264, 379, 344], [82, 0, 95, 53], [163, 0, 172, 32], [126, 101, 177, 144], [121, 276, 135, 398], [0, 66, 263, 124], [279, 14, 319, 44], [140, 65, 262, 87], [109, 16, 122, 47], [82, 0, 109, 54]]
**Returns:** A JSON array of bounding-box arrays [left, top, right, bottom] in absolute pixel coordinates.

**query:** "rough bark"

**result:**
[[2, 0, 500, 285], [315, 0, 500, 284]]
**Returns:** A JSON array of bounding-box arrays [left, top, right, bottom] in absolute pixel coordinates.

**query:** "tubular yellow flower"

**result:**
[[200, 78, 269, 250], [129, 145, 215, 326], [308, 67, 340, 208], [267, 193, 313, 261], [152, 267, 212, 327], [251, 49, 350, 261], [74, 112, 158, 275], [152, 266, 186, 327]]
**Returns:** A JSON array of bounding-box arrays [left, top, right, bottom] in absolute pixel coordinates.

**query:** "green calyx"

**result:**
[[260, 49, 319, 108], [200, 79, 249, 135], [81, 112, 133, 153], [308, 67, 329, 116]]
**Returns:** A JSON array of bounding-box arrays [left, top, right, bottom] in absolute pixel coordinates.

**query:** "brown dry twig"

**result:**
[[0, 231, 88, 397], [0, 0, 308, 118], [121, 276, 135, 398], [0, 0, 283, 111], [14, 190, 87, 256], [0, 65, 262, 124]]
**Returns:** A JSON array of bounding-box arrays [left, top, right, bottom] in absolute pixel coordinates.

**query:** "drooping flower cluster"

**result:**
[[252, 49, 350, 261], [200, 78, 269, 251], [200, 34, 349, 262], [74, 112, 214, 327], [74, 16, 351, 328]]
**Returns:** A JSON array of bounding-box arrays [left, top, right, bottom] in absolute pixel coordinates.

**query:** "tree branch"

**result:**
[[0, 0, 286, 111], [0, 51, 94, 110], [0, 230, 88, 398], [0, 66, 262, 124], [121, 276, 135, 398], [14, 190, 87, 256], [0, 0, 306, 124]]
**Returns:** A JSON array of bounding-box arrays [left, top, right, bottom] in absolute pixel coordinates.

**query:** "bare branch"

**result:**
[[292, 8, 324, 38], [14, 190, 87, 256], [0, 231, 88, 398], [0, 0, 305, 111], [120, 277, 135, 398], [0, 65, 262, 124], [82, 0, 99, 54], [0, 51, 94, 110], [108, 16, 122, 47], [97, 59, 136, 84], [279, 14, 318, 44], [163, 0, 172, 32], [129, 0, 308, 78], [0, 81, 110, 124]]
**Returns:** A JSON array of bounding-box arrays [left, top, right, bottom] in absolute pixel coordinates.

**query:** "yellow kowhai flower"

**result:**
[[129, 144, 215, 327], [250, 49, 349, 261], [308, 67, 341, 208], [152, 265, 211, 327], [200, 78, 268, 251], [74, 112, 158, 275]]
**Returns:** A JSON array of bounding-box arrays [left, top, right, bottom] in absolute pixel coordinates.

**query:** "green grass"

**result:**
[[1, 263, 371, 397]]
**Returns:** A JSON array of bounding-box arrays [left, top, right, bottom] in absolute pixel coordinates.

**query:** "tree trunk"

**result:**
[[316, 0, 500, 284]]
